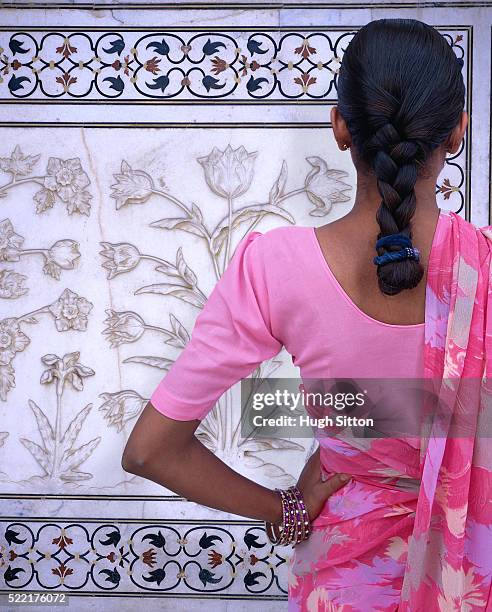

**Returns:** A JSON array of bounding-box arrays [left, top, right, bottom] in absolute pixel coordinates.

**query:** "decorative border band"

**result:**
[[0, 517, 289, 599], [0, 26, 467, 104]]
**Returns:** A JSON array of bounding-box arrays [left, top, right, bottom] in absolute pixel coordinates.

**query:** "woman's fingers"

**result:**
[[319, 472, 351, 497], [303, 472, 352, 521]]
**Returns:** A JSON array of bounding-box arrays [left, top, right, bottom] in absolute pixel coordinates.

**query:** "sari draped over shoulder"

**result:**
[[288, 211, 492, 611]]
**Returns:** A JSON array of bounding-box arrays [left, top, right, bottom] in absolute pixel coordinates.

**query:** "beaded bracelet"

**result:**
[[290, 485, 311, 543], [283, 488, 297, 545], [265, 486, 312, 547], [277, 488, 293, 546]]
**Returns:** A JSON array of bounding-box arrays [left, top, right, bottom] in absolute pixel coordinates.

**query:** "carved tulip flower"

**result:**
[[304, 156, 352, 216], [43, 239, 81, 279], [0, 218, 24, 261], [99, 390, 147, 432], [0, 269, 28, 298], [48, 288, 93, 332], [110, 160, 154, 209], [102, 309, 146, 347], [99, 242, 141, 279], [197, 144, 258, 199], [0, 317, 30, 365]]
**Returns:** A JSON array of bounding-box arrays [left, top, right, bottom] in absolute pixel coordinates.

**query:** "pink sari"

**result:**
[[288, 210, 492, 611]]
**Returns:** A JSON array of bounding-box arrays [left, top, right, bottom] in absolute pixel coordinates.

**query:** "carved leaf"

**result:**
[[43, 260, 61, 280], [0, 146, 41, 176], [19, 438, 51, 474], [268, 160, 288, 205], [59, 437, 101, 473], [168, 313, 190, 348], [153, 260, 177, 275], [60, 470, 92, 481], [211, 204, 295, 255], [176, 247, 197, 287], [28, 399, 55, 455], [22, 316, 38, 325], [123, 356, 174, 370], [135, 283, 205, 308], [150, 216, 208, 239], [63, 352, 80, 368], [59, 403, 92, 451], [260, 462, 293, 484], [195, 430, 216, 452], [74, 364, 95, 378], [241, 438, 304, 452], [242, 454, 263, 468], [191, 203, 204, 224], [0, 363, 15, 401], [41, 354, 59, 366], [33, 188, 56, 213], [69, 371, 83, 391], [196, 416, 218, 440], [242, 454, 293, 485]]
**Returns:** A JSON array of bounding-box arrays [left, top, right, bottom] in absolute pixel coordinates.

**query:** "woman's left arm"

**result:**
[[122, 402, 350, 524]]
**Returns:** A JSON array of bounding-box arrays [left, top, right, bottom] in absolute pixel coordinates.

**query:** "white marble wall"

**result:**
[[0, 2, 490, 610]]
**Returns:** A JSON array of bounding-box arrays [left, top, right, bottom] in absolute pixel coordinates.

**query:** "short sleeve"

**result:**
[[149, 231, 283, 421]]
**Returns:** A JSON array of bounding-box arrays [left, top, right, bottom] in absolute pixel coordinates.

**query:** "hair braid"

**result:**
[[336, 18, 466, 295], [365, 123, 424, 294]]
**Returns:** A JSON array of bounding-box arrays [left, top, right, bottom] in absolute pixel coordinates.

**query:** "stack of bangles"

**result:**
[[265, 486, 311, 546]]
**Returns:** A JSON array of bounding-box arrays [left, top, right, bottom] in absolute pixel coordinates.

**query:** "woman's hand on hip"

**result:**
[[296, 447, 351, 522]]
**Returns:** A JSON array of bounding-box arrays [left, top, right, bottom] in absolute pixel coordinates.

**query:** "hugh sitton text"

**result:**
[[252, 414, 374, 428]]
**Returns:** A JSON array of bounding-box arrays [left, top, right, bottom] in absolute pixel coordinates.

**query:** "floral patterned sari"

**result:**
[[288, 210, 492, 611]]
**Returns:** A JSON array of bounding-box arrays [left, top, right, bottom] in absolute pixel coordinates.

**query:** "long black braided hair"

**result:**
[[336, 18, 465, 295]]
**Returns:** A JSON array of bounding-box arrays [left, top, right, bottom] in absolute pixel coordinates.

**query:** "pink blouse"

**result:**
[[149, 225, 425, 421]]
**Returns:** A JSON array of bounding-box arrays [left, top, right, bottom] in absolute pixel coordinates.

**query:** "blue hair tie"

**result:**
[[375, 233, 412, 249], [373, 247, 421, 267]]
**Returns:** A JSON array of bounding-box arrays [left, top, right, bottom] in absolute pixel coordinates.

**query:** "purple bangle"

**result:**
[[276, 488, 291, 545], [265, 486, 312, 547], [289, 486, 311, 543], [284, 488, 298, 545]]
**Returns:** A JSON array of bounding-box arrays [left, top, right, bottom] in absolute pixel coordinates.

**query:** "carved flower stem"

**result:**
[[214, 396, 225, 451], [19, 248, 47, 257], [50, 374, 65, 478], [140, 253, 208, 303], [16, 306, 50, 324], [223, 195, 234, 272], [223, 388, 234, 450], [241, 187, 306, 239], [140, 253, 175, 267], [150, 189, 191, 217], [143, 323, 180, 343], [150, 188, 223, 281], [206, 239, 221, 281], [0, 176, 45, 194], [276, 187, 309, 203]]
